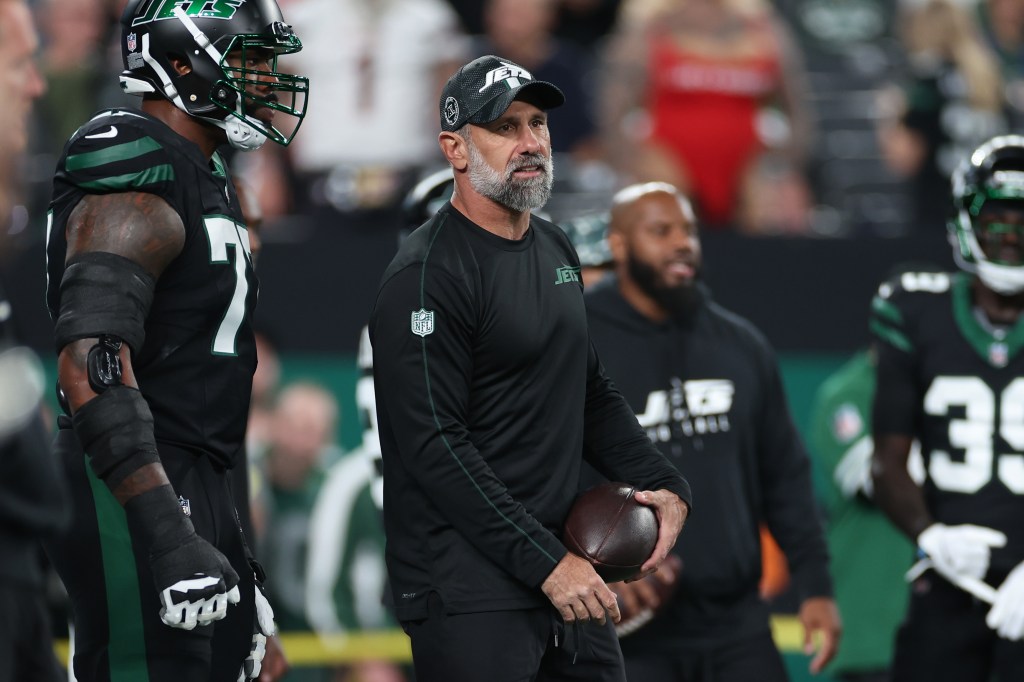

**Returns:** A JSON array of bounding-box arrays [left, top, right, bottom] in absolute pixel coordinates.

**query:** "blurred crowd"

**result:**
[[8, 0, 1024, 681], [9, 0, 1024, 247]]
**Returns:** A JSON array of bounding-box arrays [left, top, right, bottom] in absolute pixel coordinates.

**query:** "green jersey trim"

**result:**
[[211, 152, 228, 179], [84, 455, 150, 682], [952, 272, 1024, 366], [66, 137, 164, 172]]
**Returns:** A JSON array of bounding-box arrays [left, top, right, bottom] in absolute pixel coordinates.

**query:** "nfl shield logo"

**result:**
[[990, 342, 1008, 368], [127, 32, 137, 52], [832, 403, 863, 444], [178, 495, 191, 517], [411, 309, 435, 337]]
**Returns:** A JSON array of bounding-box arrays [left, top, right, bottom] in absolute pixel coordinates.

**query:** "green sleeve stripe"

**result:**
[[871, 296, 903, 325], [84, 455, 151, 681], [77, 164, 176, 191], [66, 137, 163, 172], [870, 319, 913, 353]]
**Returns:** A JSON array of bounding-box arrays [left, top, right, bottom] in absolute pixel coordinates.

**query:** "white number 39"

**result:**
[[926, 377, 1024, 494]]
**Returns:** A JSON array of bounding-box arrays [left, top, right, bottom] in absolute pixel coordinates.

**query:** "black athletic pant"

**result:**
[[621, 629, 789, 682], [402, 593, 626, 682], [0, 584, 63, 682], [44, 424, 255, 682], [892, 575, 1024, 682]]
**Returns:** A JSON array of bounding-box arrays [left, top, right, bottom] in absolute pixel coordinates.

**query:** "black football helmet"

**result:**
[[403, 168, 455, 230], [119, 0, 308, 151], [558, 213, 612, 269], [950, 135, 1024, 294]]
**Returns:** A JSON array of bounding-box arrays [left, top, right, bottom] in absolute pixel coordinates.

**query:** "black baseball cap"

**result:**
[[439, 55, 565, 132]]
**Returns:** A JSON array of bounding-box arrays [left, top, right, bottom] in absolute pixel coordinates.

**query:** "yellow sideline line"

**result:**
[[54, 616, 806, 667]]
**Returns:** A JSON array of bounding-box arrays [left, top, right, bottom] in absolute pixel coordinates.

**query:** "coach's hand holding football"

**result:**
[[543, 488, 687, 624], [633, 489, 689, 578]]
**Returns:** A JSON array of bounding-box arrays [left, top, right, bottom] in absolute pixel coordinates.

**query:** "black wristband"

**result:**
[[71, 386, 160, 489], [123, 484, 196, 558]]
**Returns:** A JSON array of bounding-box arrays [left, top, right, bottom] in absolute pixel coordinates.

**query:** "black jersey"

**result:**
[[370, 204, 690, 620], [585, 279, 831, 647], [46, 109, 257, 468], [872, 270, 1024, 578]]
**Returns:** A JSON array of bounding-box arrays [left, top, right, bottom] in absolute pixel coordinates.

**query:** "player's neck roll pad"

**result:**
[[71, 385, 160, 490], [54, 251, 155, 354]]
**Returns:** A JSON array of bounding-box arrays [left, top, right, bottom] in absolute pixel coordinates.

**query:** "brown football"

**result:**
[[562, 482, 659, 583]]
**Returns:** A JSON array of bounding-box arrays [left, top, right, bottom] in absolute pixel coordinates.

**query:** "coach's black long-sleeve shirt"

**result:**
[[370, 204, 691, 620]]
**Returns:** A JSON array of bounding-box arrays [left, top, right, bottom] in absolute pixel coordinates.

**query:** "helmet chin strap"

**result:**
[[218, 115, 268, 151], [171, 6, 268, 152]]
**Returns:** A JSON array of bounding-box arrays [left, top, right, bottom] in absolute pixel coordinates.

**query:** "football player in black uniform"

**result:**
[[370, 55, 691, 682], [584, 182, 840, 681], [872, 135, 1024, 681], [42, 1, 307, 680]]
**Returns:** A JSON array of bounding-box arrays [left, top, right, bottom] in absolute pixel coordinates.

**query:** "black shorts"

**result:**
[[43, 424, 255, 682], [892, 575, 1024, 682], [621, 629, 788, 682], [402, 593, 626, 682]]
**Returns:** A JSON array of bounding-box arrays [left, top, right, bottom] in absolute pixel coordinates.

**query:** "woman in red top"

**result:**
[[602, 0, 814, 232]]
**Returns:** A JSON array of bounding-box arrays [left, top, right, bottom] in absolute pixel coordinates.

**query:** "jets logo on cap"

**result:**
[[443, 97, 459, 127], [479, 62, 533, 92]]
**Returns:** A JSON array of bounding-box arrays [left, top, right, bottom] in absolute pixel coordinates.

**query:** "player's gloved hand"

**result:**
[[124, 484, 241, 630], [237, 574, 278, 681], [917, 523, 1007, 582], [987, 561, 1024, 640]]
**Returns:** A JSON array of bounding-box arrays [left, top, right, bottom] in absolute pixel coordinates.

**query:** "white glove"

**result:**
[[987, 562, 1024, 640], [237, 582, 277, 682], [917, 523, 1007, 582], [159, 576, 241, 630]]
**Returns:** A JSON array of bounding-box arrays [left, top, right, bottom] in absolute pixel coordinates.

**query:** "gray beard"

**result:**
[[465, 139, 554, 213]]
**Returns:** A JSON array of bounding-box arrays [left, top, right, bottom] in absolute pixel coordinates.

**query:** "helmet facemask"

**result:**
[[950, 136, 1024, 295]]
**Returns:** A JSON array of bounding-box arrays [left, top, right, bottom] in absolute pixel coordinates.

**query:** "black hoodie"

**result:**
[[585, 277, 831, 649]]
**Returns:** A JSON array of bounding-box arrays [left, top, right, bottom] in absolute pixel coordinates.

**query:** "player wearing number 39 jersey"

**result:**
[[41, 1, 308, 680], [871, 136, 1024, 682]]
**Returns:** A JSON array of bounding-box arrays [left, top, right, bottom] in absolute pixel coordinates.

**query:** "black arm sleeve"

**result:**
[[372, 265, 566, 588], [582, 338, 692, 508]]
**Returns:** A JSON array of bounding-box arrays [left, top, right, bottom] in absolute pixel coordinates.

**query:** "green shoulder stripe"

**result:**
[[870, 319, 913, 353], [77, 164, 175, 191], [871, 296, 903, 326], [66, 137, 164, 172]]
